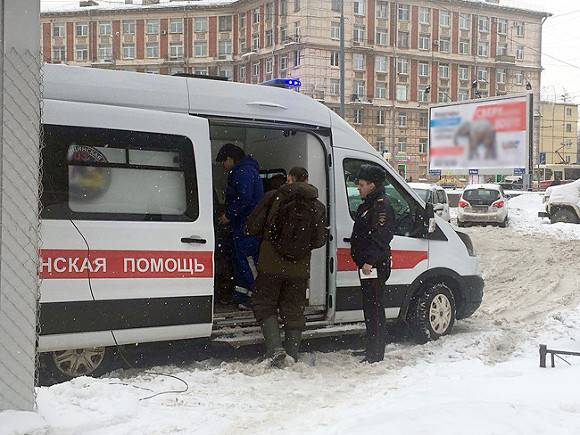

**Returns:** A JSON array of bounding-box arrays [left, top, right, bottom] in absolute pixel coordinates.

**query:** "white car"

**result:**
[[539, 178, 580, 224], [457, 184, 509, 227], [409, 183, 451, 222]]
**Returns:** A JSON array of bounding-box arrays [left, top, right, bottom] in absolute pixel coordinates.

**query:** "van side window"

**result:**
[[41, 124, 198, 221], [437, 190, 447, 204], [343, 159, 424, 237]]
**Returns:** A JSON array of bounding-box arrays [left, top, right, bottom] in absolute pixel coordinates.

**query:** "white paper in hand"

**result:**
[[359, 267, 378, 280]]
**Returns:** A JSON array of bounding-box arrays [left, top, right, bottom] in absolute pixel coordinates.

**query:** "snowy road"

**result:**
[[3, 195, 580, 435]]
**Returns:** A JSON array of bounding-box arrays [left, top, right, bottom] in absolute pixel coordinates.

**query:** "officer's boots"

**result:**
[[261, 316, 287, 368], [284, 329, 302, 362]]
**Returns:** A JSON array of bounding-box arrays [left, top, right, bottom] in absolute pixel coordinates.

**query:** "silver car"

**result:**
[[457, 184, 509, 227]]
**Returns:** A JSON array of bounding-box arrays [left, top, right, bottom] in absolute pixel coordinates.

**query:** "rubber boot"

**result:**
[[284, 329, 302, 362], [261, 316, 287, 368]]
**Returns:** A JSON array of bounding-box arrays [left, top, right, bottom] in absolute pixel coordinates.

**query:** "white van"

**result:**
[[39, 65, 483, 380]]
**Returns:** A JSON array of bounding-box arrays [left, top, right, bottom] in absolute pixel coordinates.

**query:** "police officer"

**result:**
[[350, 164, 396, 363]]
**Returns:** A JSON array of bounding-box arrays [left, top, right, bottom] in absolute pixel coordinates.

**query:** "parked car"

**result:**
[[538, 178, 580, 224], [499, 176, 523, 191], [409, 183, 451, 222], [457, 184, 509, 227]]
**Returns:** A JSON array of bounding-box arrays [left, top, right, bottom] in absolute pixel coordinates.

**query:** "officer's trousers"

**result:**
[[360, 261, 391, 362]]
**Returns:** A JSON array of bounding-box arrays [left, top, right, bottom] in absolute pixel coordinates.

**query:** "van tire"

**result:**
[[457, 220, 465, 227], [41, 346, 117, 384], [499, 217, 508, 228], [551, 208, 578, 224], [410, 283, 456, 344]]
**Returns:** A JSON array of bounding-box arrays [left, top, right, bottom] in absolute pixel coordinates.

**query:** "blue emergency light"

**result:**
[[260, 78, 301, 89]]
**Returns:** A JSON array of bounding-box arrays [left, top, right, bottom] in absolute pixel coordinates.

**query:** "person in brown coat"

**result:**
[[247, 167, 327, 367]]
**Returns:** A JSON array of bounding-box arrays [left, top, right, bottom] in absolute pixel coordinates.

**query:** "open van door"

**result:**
[[40, 100, 214, 349]]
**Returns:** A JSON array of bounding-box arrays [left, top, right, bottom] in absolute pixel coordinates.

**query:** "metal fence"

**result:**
[[0, 0, 42, 412]]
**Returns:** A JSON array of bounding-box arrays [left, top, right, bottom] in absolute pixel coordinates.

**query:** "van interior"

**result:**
[[209, 121, 330, 327]]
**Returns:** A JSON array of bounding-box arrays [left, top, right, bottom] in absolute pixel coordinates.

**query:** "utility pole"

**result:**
[[339, 0, 345, 117]]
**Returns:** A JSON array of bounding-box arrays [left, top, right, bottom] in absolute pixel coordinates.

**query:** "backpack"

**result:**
[[269, 194, 317, 261]]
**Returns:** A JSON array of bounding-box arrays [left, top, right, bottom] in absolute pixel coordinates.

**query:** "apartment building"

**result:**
[[539, 102, 578, 165], [41, 0, 549, 180]]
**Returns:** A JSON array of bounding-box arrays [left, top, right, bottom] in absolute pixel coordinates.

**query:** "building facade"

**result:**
[[41, 0, 549, 180], [539, 102, 579, 165]]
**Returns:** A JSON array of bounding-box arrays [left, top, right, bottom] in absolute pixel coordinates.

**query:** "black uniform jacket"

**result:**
[[350, 185, 396, 268]]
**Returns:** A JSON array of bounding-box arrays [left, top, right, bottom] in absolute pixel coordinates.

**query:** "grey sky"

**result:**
[[41, 0, 580, 103]]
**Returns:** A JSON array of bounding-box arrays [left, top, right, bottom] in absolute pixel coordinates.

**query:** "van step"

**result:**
[[211, 323, 366, 348]]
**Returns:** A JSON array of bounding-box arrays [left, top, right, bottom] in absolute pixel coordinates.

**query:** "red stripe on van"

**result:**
[[337, 248, 427, 271], [39, 250, 213, 279]]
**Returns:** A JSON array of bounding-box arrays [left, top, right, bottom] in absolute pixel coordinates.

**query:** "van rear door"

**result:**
[[40, 100, 214, 347]]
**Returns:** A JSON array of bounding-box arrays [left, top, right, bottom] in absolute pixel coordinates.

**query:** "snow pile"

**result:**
[[508, 193, 580, 240], [0, 411, 47, 435]]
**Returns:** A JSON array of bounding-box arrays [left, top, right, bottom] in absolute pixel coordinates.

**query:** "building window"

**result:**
[[478, 41, 489, 57], [194, 41, 207, 57], [252, 62, 260, 78], [566, 124, 572, 133], [266, 3, 274, 21], [398, 31, 409, 49], [396, 84, 408, 101], [354, 0, 365, 16], [398, 4, 410, 21], [419, 7, 430, 25], [331, 22, 341, 40], [459, 40, 470, 55], [194, 67, 208, 76], [194, 17, 208, 32], [239, 65, 246, 81], [280, 0, 287, 15], [146, 42, 159, 58], [53, 23, 65, 38], [496, 68, 506, 84], [170, 18, 183, 34], [280, 25, 288, 43], [239, 13, 246, 29], [419, 112, 428, 128], [515, 21, 525, 37], [146, 19, 159, 34], [459, 65, 469, 80], [477, 67, 488, 82], [122, 20, 135, 34], [439, 37, 450, 53], [265, 58, 273, 74], [458, 89, 469, 101], [439, 64, 449, 79], [398, 137, 407, 153], [376, 29, 388, 46], [439, 11, 451, 27], [218, 67, 233, 79], [375, 55, 387, 73], [330, 78, 340, 96], [375, 82, 386, 99], [419, 34, 430, 50], [497, 43, 508, 56], [280, 55, 288, 71], [566, 107, 573, 116], [294, 0, 300, 12], [218, 16, 232, 32], [294, 49, 301, 66], [397, 58, 408, 75], [253, 34, 260, 50], [265, 30, 273, 47], [253, 8, 260, 25], [398, 112, 407, 127], [331, 0, 341, 12], [98, 44, 112, 61], [459, 13, 471, 30], [75, 45, 88, 61], [377, 1, 388, 19], [218, 39, 232, 56], [98, 22, 111, 36], [419, 138, 427, 154], [377, 109, 385, 125], [353, 108, 363, 124], [438, 89, 449, 103], [353, 79, 365, 97], [353, 26, 365, 42], [418, 85, 429, 102], [516, 45, 524, 60], [377, 138, 386, 151], [330, 51, 339, 67], [478, 16, 489, 33], [497, 18, 508, 35], [170, 43, 183, 59], [75, 23, 88, 37], [122, 43, 135, 59], [419, 62, 429, 77], [515, 70, 524, 85]]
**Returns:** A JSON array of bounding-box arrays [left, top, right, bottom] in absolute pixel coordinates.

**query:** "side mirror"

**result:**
[[424, 203, 436, 234], [434, 204, 445, 212]]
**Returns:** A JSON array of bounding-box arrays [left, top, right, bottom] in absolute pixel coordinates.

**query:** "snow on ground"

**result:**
[[2, 193, 580, 435]]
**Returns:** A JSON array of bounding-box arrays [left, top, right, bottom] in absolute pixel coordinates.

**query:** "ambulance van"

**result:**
[[39, 65, 483, 380]]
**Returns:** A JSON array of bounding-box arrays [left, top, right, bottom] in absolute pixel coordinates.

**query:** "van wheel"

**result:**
[[41, 347, 116, 384], [410, 283, 456, 343], [499, 217, 508, 228], [457, 221, 465, 227], [551, 208, 578, 224]]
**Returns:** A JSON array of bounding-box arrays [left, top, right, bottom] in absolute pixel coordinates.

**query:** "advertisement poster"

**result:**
[[429, 95, 530, 172]]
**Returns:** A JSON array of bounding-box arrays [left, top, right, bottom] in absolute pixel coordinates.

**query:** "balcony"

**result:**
[[495, 54, 516, 64]]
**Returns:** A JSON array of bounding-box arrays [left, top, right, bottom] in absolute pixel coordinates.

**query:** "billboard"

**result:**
[[429, 94, 531, 173]]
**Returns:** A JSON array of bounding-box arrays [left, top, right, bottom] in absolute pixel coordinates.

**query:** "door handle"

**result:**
[[181, 236, 207, 244], [343, 237, 351, 243]]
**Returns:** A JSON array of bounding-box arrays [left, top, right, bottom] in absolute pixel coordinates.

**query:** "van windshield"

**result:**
[[463, 188, 500, 206]]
